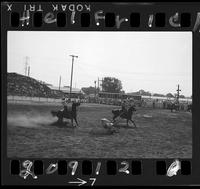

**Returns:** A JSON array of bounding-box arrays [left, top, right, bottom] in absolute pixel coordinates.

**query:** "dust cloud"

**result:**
[[7, 113, 55, 128]]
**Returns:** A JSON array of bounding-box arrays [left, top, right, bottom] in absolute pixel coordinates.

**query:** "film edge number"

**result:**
[[5, 3, 200, 31]]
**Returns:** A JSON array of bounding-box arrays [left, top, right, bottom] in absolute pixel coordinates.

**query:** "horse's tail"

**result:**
[[112, 109, 122, 116], [112, 109, 118, 114]]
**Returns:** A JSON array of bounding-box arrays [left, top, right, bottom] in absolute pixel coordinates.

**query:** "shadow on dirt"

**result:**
[[113, 123, 136, 129], [89, 128, 119, 137]]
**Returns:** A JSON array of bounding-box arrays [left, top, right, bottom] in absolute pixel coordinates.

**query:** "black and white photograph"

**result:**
[[7, 31, 192, 158]]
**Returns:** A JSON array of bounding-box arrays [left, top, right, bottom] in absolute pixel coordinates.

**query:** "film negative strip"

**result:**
[[1, 1, 200, 186]]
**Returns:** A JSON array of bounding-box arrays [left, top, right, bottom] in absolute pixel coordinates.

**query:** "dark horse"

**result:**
[[51, 102, 80, 126], [112, 106, 137, 127], [187, 104, 192, 112], [170, 103, 180, 112]]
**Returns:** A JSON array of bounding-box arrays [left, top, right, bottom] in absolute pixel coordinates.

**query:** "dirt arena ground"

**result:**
[[7, 102, 192, 158]]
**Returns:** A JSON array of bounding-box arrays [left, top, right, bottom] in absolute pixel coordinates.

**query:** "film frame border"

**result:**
[[1, 1, 200, 186]]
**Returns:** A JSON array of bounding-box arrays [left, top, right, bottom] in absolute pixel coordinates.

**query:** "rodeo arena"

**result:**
[[7, 69, 192, 158]]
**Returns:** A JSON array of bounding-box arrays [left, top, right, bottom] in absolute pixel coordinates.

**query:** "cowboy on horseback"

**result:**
[[121, 98, 135, 116], [112, 98, 136, 127], [121, 100, 127, 115], [129, 98, 135, 107], [51, 97, 80, 126], [61, 97, 72, 114]]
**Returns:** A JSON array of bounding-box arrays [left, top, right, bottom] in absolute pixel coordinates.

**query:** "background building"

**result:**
[[48, 85, 85, 99]]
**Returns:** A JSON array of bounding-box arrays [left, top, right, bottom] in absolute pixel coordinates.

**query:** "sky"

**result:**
[[7, 31, 192, 97]]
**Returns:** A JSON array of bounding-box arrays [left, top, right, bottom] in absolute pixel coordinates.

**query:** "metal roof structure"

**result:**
[[48, 86, 85, 94]]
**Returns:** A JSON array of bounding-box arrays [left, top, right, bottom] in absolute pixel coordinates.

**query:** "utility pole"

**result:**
[[94, 80, 97, 97], [98, 77, 99, 93], [176, 84, 181, 104], [27, 65, 30, 77], [24, 56, 29, 76], [59, 76, 61, 91], [98, 77, 103, 92], [69, 55, 78, 100], [102, 78, 103, 91]]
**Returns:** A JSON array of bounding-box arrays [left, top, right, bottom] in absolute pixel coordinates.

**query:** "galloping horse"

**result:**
[[51, 102, 80, 126], [112, 105, 137, 127], [187, 104, 192, 112], [170, 103, 180, 112]]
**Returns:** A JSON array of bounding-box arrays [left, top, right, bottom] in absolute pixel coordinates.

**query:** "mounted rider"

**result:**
[[121, 100, 127, 113], [175, 99, 179, 105], [121, 98, 135, 115], [61, 97, 72, 113], [130, 98, 135, 106]]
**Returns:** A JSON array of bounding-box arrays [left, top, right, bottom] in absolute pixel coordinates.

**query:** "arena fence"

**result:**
[[7, 95, 62, 104], [87, 96, 192, 110], [7, 95, 191, 111]]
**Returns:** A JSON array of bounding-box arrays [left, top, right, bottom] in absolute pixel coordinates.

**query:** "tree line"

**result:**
[[81, 76, 188, 98]]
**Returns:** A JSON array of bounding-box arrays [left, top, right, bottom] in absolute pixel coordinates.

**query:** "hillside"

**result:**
[[7, 73, 64, 98]]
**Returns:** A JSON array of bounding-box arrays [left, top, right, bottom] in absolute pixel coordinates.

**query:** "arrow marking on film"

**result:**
[[68, 178, 87, 186]]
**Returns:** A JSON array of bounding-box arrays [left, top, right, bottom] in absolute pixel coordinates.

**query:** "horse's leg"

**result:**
[[126, 119, 129, 126], [113, 115, 117, 122], [74, 116, 78, 126], [59, 117, 63, 123], [57, 114, 63, 123], [131, 119, 137, 127], [71, 118, 74, 127]]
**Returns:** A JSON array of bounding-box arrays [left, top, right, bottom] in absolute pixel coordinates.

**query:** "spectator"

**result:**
[[163, 101, 166, 109], [153, 100, 155, 109]]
